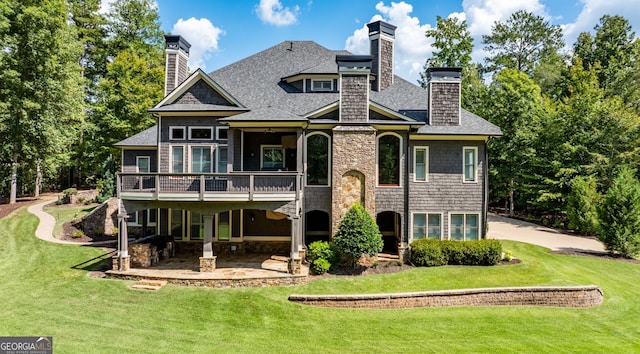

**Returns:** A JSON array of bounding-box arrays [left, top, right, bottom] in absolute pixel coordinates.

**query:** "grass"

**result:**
[[2, 207, 640, 353], [43, 204, 97, 238]]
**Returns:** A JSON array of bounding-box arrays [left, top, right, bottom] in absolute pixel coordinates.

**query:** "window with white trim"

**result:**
[[414, 146, 428, 182], [463, 146, 478, 183], [218, 211, 230, 241], [171, 146, 184, 173], [170, 126, 185, 140], [191, 146, 212, 173], [261, 145, 284, 170], [378, 133, 401, 186], [216, 145, 228, 173], [189, 127, 213, 140], [127, 209, 157, 227], [450, 213, 480, 240], [311, 79, 332, 92], [216, 126, 228, 140], [136, 156, 150, 173], [412, 213, 442, 240], [190, 211, 204, 240], [306, 132, 330, 186]]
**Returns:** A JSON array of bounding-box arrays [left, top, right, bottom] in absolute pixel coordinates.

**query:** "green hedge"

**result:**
[[410, 239, 502, 267]]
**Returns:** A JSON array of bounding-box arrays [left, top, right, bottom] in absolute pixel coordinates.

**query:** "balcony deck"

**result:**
[[118, 172, 301, 202]]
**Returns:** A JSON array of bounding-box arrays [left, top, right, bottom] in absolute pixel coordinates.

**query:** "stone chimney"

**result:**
[[367, 20, 396, 91], [336, 55, 372, 123], [164, 35, 191, 95], [427, 67, 461, 125]]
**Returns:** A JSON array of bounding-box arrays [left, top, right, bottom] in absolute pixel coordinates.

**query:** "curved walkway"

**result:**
[[27, 199, 96, 245], [488, 213, 606, 253]]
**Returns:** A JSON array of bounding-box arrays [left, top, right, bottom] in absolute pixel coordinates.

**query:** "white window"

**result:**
[[136, 156, 150, 173], [413, 146, 428, 182], [189, 127, 213, 140], [216, 145, 228, 173], [312, 79, 333, 92], [170, 126, 185, 140], [191, 146, 212, 173], [190, 211, 204, 241], [261, 145, 284, 170], [412, 213, 442, 241], [171, 146, 184, 173], [449, 213, 480, 241], [463, 146, 478, 183], [216, 126, 228, 140], [127, 209, 157, 227]]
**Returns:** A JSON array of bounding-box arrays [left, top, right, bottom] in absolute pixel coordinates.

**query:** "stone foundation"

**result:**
[[174, 241, 290, 256], [288, 258, 302, 274], [112, 256, 130, 271], [199, 257, 217, 272], [289, 286, 604, 308], [130, 244, 158, 268]]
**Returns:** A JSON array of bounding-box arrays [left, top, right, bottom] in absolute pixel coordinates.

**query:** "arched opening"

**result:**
[[377, 211, 401, 254], [305, 210, 331, 245], [306, 132, 331, 186]]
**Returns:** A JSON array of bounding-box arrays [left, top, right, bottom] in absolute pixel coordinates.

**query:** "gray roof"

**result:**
[[219, 107, 306, 122], [417, 110, 503, 136], [149, 103, 248, 113], [114, 125, 157, 147]]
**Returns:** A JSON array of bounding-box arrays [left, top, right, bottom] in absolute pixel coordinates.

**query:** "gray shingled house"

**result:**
[[112, 20, 502, 273]]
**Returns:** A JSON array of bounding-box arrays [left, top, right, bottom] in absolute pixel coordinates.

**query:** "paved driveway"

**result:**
[[487, 214, 606, 253]]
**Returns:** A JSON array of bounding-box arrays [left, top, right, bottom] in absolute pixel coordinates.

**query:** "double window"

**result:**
[[311, 79, 332, 92], [450, 213, 480, 240], [306, 132, 330, 186], [412, 213, 442, 241], [191, 146, 212, 173]]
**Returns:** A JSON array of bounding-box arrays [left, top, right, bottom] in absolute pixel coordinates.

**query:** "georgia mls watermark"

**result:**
[[0, 337, 52, 354]]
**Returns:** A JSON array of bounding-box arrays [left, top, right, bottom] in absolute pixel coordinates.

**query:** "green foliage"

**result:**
[[410, 239, 503, 267], [71, 230, 84, 238], [567, 175, 601, 235], [597, 165, 640, 258], [96, 155, 116, 202], [333, 203, 384, 266], [307, 241, 338, 274], [63, 188, 78, 196]]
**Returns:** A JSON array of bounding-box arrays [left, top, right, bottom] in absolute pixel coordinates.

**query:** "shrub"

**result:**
[[55, 199, 63, 206], [307, 241, 337, 274], [71, 230, 84, 239], [112, 227, 119, 236], [410, 239, 446, 267], [597, 165, 640, 258], [463, 240, 502, 266], [94, 228, 104, 237], [442, 240, 465, 265], [567, 175, 600, 235], [333, 203, 384, 267], [63, 188, 78, 196], [311, 258, 331, 275], [503, 250, 513, 262]]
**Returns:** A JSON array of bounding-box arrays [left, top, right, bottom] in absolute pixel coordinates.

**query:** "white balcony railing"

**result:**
[[117, 172, 301, 202]]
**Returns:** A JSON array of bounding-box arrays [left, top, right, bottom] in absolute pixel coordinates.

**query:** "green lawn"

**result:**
[[43, 204, 97, 238], [2, 207, 640, 353]]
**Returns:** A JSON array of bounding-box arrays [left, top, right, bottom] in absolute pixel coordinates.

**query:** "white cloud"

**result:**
[[99, 0, 116, 14], [255, 0, 300, 26], [562, 0, 640, 48], [171, 18, 224, 71], [345, 2, 434, 83]]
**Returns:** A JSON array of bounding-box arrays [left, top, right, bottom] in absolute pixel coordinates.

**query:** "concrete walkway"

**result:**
[[27, 199, 96, 246], [488, 213, 606, 253]]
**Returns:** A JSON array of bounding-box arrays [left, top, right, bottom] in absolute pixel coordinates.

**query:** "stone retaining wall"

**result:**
[[107, 273, 307, 288], [288, 286, 603, 308]]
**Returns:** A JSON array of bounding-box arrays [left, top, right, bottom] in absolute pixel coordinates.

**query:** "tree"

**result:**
[[333, 203, 384, 267], [419, 15, 473, 74], [0, 0, 83, 203], [597, 165, 640, 258], [106, 0, 164, 65], [566, 175, 600, 236], [482, 10, 564, 76]]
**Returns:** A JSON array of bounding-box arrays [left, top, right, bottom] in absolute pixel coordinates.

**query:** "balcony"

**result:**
[[118, 172, 301, 202]]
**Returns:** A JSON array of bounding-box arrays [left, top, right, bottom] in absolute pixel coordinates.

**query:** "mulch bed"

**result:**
[[551, 250, 640, 264], [0, 196, 48, 220]]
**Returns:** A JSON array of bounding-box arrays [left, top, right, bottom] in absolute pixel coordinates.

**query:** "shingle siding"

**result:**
[[173, 80, 231, 106], [429, 82, 460, 126], [304, 186, 331, 213], [122, 150, 157, 173], [339, 74, 369, 123]]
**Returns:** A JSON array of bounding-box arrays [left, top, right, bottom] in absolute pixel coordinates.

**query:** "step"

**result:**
[[377, 253, 400, 260], [131, 279, 167, 291]]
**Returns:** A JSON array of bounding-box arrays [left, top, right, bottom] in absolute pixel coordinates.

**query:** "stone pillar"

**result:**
[[112, 255, 130, 271], [199, 256, 217, 272], [203, 215, 214, 258], [331, 126, 377, 235]]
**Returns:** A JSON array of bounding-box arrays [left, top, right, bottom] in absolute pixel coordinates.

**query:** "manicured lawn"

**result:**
[[43, 204, 97, 238], [1, 207, 640, 353]]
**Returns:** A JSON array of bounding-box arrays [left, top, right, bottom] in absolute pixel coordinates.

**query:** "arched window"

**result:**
[[306, 132, 331, 186], [377, 133, 401, 186]]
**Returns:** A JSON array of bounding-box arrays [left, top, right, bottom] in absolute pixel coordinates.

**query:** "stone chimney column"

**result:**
[[164, 35, 191, 95], [427, 67, 462, 126], [367, 20, 396, 91]]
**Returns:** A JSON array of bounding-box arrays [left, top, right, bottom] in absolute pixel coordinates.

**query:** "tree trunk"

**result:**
[[508, 179, 515, 217], [9, 143, 18, 204], [35, 158, 42, 198]]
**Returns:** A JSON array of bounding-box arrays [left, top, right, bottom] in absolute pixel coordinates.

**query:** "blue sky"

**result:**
[[141, 0, 639, 84]]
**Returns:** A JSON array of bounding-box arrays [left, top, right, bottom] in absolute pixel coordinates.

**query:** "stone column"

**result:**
[[200, 214, 216, 272]]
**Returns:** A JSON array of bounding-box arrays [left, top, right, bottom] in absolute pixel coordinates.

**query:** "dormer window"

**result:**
[[311, 79, 333, 92]]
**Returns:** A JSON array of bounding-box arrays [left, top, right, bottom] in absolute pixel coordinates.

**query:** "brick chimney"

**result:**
[[164, 35, 191, 95], [427, 67, 461, 125], [336, 55, 372, 123], [367, 20, 396, 91]]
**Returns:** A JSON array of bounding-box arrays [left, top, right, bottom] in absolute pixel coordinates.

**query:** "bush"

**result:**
[[333, 203, 384, 267], [597, 165, 640, 258], [410, 239, 446, 267], [307, 241, 337, 274], [567, 175, 600, 235], [71, 230, 84, 239], [63, 188, 78, 196], [410, 239, 502, 267]]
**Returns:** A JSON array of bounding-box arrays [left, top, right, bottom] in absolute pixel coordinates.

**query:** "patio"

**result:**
[[105, 253, 309, 288]]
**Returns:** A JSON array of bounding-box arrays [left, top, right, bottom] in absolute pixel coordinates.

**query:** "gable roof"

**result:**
[[114, 125, 157, 147]]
